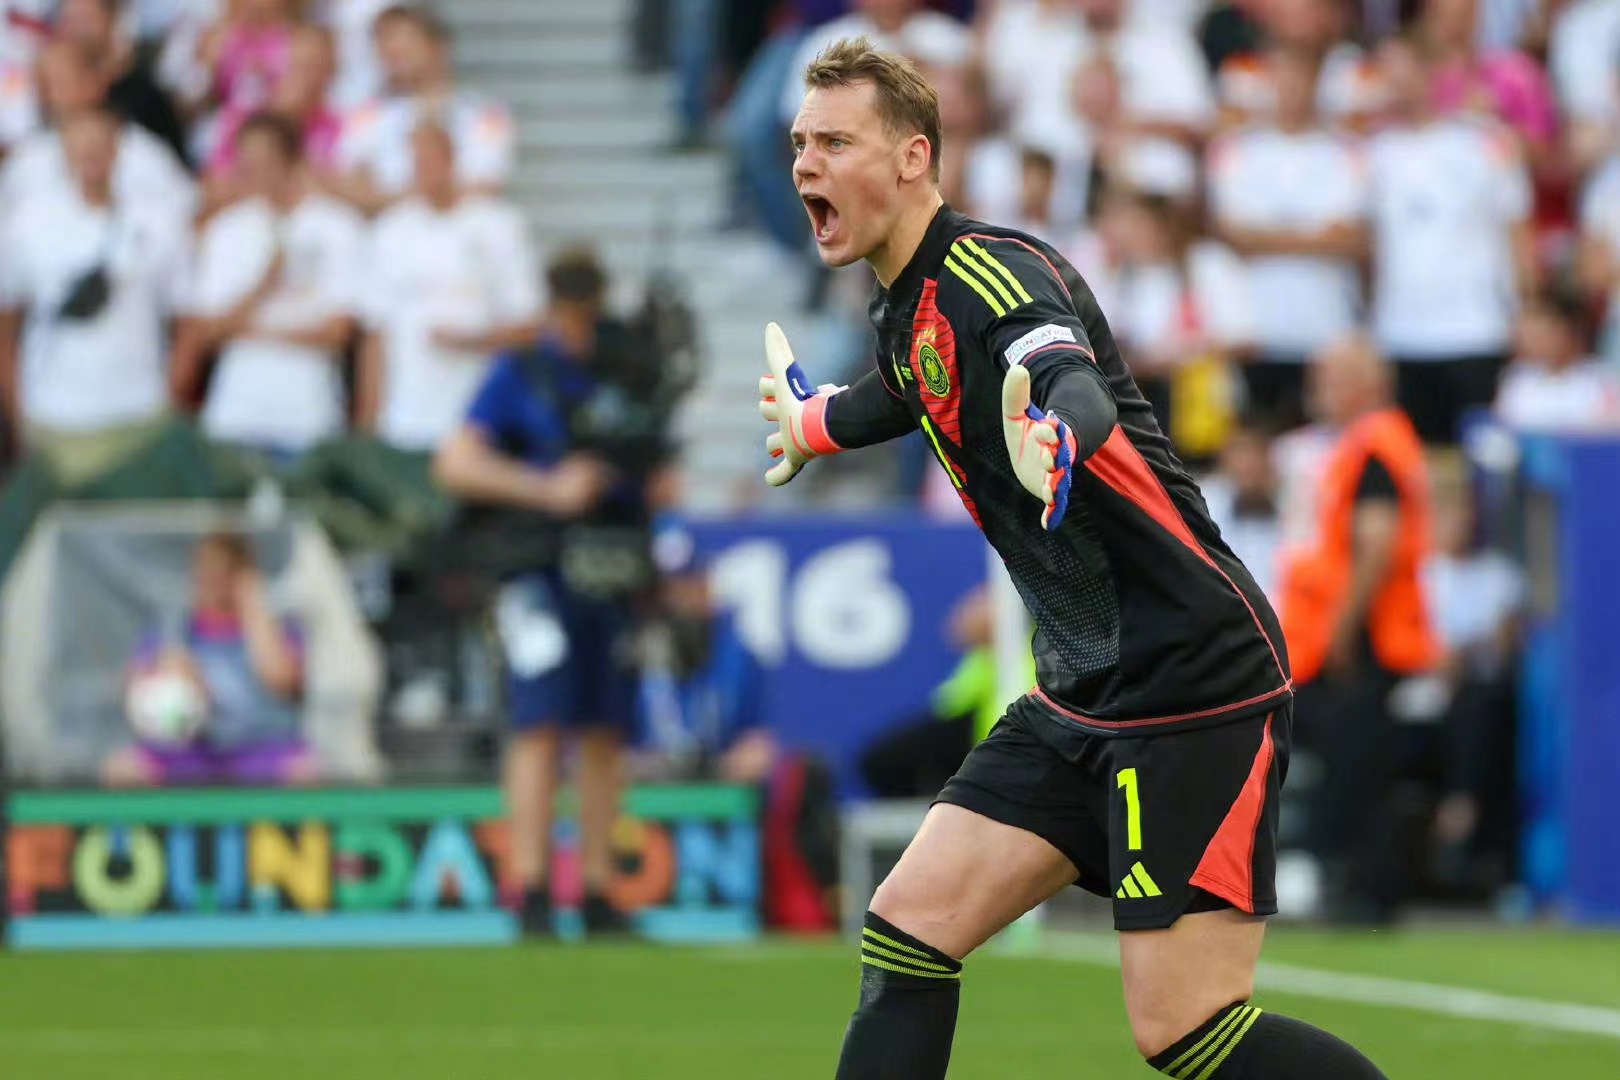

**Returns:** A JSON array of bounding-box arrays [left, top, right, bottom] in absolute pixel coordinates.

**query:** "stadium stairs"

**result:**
[[448, 0, 826, 510]]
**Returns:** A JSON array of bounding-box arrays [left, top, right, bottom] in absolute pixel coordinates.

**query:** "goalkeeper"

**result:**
[[759, 37, 1390, 1080]]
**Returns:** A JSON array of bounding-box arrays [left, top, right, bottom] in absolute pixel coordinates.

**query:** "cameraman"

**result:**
[[433, 247, 675, 937]]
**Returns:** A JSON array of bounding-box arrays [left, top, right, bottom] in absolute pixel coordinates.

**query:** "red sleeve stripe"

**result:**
[[1084, 426, 1289, 687]]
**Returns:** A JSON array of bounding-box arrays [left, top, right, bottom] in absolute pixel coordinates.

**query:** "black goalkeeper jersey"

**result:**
[[822, 206, 1292, 735]]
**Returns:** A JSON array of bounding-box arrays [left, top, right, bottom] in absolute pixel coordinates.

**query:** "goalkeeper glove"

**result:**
[[757, 321, 846, 486], [1001, 363, 1078, 531]]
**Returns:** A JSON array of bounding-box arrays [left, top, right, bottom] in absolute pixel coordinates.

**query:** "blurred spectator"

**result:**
[[199, 0, 303, 126], [1577, 141, 1620, 364], [1549, 0, 1620, 174], [1101, 176, 1254, 461], [991, 0, 1211, 196], [1006, 144, 1058, 239], [102, 531, 315, 787], [206, 24, 342, 190], [176, 112, 364, 458], [434, 249, 670, 938], [1367, 33, 1535, 445], [357, 122, 542, 452], [637, 518, 840, 933], [931, 60, 989, 211], [55, 0, 189, 161], [976, 0, 1088, 158], [1423, 468, 1522, 894], [1493, 281, 1620, 430], [335, 4, 514, 213], [154, 0, 222, 117], [637, 525, 773, 785], [0, 0, 51, 63], [857, 582, 1033, 799], [671, 0, 720, 148], [1418, 0, 1559, 174], [322, 0, 392, 110], [1281, 334, 1441, 923], [1070, 0, 1216, 147], [1213, 0, 1383, 132], [0, 38, 194, 219], [0, 107, 191, 482], [781, 0, 971, 128], [1209, 47, 1369, 431], [1196, 0, 1266, 75], [1201, 419, 1282, 602]]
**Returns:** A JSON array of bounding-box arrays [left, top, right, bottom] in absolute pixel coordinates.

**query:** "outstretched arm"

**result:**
[[758, 322, 914, 486]]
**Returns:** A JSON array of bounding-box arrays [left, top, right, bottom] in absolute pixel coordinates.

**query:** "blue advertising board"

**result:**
[[686, 516, 989, 795], [1513, 435, 1620, 922]]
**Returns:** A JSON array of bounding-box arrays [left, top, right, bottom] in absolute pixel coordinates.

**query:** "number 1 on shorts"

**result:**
[[1117, 768, 1142, 851]]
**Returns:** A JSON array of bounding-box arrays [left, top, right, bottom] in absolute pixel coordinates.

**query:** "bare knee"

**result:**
[[508, 725, 560, 758], [1121, 911, 1262, 1059], [1127, 990, 1250, 1062]]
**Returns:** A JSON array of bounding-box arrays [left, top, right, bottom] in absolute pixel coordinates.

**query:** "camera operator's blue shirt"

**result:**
[[464, 338, 586, 468], [464, 336, 648, 513]]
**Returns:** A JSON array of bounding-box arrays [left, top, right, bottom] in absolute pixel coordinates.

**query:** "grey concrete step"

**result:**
[[448, 0, 631, 32], [519, 194, 726, 238], [490, 75, 675, 116], [518, 151, 727, 193], [523, 112, 673, 151], [456, 34, 624, 73]]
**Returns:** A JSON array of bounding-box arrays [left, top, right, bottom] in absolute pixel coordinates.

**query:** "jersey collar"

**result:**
[[883, 203, 961, 300]]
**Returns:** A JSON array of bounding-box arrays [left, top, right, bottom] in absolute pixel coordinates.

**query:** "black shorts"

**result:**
[[937, 696, 1291, 931]]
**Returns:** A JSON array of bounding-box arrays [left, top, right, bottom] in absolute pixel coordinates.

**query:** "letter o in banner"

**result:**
[[607, 819, 676, 911], [74, 826, 167, 917]]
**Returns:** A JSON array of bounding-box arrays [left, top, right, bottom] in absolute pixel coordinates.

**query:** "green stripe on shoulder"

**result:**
[[943, 255, 1005, 317], [959, 237, 1035, 305]]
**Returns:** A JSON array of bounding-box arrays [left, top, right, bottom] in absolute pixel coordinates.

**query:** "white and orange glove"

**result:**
[[1001, 363, 1078, 530], [758, 321, 846, 486]]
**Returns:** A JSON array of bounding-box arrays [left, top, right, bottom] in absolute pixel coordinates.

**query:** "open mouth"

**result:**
[[802, 193, 839, 244]]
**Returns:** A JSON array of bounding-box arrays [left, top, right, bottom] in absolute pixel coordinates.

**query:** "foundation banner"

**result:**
[[3, 785, 759, 950]]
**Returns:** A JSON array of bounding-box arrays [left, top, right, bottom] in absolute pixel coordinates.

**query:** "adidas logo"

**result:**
[[1115, 861, 1162, 900]]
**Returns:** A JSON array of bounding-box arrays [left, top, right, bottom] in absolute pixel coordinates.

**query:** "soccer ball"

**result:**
[[124, 669, 209, 745]]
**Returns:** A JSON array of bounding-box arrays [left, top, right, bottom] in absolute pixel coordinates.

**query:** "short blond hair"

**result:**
[[803, 37, 942, 182]]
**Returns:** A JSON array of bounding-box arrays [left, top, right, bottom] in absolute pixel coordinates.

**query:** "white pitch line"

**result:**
[[1025, 933, 1620, 1041]]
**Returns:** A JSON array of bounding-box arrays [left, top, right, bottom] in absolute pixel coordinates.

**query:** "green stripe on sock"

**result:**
[[1174, 1007, 1257, 1079], [1165, 1007, 1249, 1077], [860, 953, 961, 980], [860, 941, 955, 974], [1190, 1008, 1262, 1080], [861, 927, 933, 961]]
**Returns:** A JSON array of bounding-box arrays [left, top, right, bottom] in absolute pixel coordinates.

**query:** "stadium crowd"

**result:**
[[701, 0, 1620, 451]]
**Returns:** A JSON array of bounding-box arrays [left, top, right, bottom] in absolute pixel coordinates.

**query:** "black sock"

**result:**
[[1149, 1001, 1389, 1079], [834, 911, 963, 1080]]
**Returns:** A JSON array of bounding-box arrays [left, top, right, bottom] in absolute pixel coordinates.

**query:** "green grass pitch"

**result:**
[[1, 927, 1616, 1078]]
